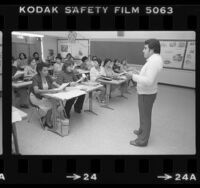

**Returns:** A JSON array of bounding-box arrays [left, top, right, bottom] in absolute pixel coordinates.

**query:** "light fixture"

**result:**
[[12, 32, 44, 38]]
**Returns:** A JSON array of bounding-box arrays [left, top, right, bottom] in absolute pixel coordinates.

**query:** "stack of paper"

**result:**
[[44, 90, 86, 101]]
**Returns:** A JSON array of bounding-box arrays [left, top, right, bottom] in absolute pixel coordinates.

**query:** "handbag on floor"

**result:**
[[49, 102, 70, 137]]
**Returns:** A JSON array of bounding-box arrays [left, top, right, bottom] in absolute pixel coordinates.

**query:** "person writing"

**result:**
[[129, 39, 163, 147], [56, 60, 86, 119]]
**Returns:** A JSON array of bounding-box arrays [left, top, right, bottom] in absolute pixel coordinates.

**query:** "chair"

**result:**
[[27, 91, 43, 128]]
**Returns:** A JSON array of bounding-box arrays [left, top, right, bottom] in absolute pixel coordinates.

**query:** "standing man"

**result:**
[[130, 39, 163, 147]]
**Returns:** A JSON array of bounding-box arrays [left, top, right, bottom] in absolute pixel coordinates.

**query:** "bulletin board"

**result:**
[[0, 44, 2, 74], [57, 39, 89, 59], [160, 40, 187, 69], [183, 41, 195, 70]]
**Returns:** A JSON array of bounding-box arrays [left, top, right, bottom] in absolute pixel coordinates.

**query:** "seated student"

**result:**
[[31, 52, 41, 65], [46, 49, 55, 64], [24, 59, 37, 78], [121, 59, 134, 72], [80, 56, 91, 70], [121, 59, 137, 87], [13, 53, 28, 70], [30, 62, 60, 128], [12, 57, 29, 109], [65, 53, 74, 61], [113, 59, 124, 73], [100, 58, 127, 95], [56, 61, 86, 119], [90, 59, 106, 103], [53, 56, 64, 78]]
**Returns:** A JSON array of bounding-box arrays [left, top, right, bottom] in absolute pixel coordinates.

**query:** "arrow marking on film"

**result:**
[[66, 174, 81, 181], [157, 174, 173, 181]]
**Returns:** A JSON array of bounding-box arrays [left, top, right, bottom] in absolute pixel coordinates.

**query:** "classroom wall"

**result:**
[[0, 32, 2, 92], [90, 31, 195, 88], [131, 64, 195, 88], [42, 36, 58, 61]]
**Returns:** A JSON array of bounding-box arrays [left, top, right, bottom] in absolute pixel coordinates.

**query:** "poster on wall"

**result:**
[[183, 41, 195, 70], [0, 45, 2, 74], [160, 41, 186, 69], [58, 40, 89, 59]]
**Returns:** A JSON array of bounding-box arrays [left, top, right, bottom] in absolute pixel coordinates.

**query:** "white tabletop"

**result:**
[[42, 89, 86, 101], [12, 81, 32, 88], [98, 78, 126, 85], [12, 106, 27, 123], [76, 69, 90, 74]]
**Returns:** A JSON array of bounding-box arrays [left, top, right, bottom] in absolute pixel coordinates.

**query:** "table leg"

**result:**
[[12, 123, 20, 155], [84, 92, 98, 115], [100, 83, 114, 110]]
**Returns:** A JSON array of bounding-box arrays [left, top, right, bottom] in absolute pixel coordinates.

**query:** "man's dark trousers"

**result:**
[[137, 93, 157, 144]]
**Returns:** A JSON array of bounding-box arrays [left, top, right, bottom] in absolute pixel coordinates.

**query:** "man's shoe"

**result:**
[[133, 129, 142, 136], [130, 140, 147, 147]]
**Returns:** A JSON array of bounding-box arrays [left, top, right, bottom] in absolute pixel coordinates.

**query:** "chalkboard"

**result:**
[[90, 40, 145, 65]]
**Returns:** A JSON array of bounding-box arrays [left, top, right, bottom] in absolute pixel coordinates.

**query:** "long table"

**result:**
[[42, 81, 103, 136], [97, 78, 127, 110], [12, 106, 27, 154]]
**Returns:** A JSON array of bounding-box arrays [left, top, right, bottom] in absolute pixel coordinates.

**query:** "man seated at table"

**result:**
[[56, 60, 86, 119], [30, 62, 60, 129], [90, 59, 106, 103], [80, 56, 94, 71]]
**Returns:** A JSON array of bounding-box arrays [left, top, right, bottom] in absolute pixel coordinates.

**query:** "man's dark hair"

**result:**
[[145, 39, 161, 54], [82, 56, 88, 63], [36, 62, 49, 74]]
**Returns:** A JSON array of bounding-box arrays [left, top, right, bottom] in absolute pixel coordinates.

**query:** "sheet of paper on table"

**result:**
[[53, 83, 70, 91], [12, 110, 22, 123], [44, 90, 86, 101], [13, 71, 24, 79]]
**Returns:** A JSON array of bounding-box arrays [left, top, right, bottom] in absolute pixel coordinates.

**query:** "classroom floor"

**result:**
[[14, 85, 196, 155], [0, 97, 2, 154]]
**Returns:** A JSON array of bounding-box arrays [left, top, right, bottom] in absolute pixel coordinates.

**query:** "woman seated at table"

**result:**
[[12, 57, 29, 109], [53, 56, 64, 78], [100, 58, 127, 96], [13, 53, 28, 70], [56, 61, 86, 119], [24, 59, 37, 79], [30, 62, 60, 129], [90, 59, 106, 103], [113, 59, 124, 73]]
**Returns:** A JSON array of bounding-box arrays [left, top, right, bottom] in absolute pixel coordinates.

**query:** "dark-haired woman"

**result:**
[[100, 58, 127, 96], [56, 61, 85, 119], [24, 59, 37, 78], [13, 53, 28, 70], [30, 62, 60, 128]]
